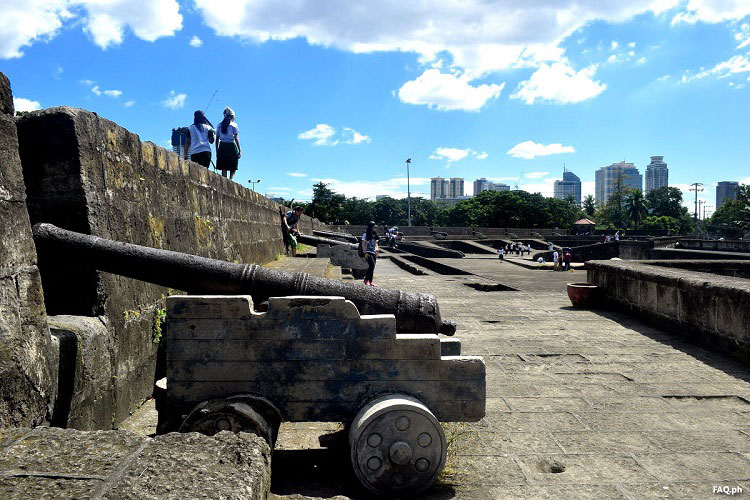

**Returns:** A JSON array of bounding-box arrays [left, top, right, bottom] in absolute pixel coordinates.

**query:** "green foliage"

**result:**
[[645, 186, 685, 218], [640, 215, 682, 232], [624, 189, 648, 229], [582, 194, 596, 216], [306, 182, 347, 223], [152, 307, 166, 344]]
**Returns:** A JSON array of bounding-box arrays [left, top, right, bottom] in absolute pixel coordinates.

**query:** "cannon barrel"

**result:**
[[297, 233, 359, 250], [312, 229, 359, 243], [32, 223, 455, 335]]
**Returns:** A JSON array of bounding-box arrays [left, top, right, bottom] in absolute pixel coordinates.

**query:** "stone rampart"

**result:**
[[12, 106, 318, 428], [0, 72, 56, 427], [587, 259, 750, 363], [677, 239, 750, 253]]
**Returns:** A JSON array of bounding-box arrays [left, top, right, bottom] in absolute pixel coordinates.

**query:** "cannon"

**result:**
[[158, 294, 485, 496], [32, 223, 455, 335], [313, 229, 359, 243], [297, 232, 359, 250]]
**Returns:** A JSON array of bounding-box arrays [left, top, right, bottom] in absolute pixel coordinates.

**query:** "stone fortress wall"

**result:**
[[0, 71, 319, 429]]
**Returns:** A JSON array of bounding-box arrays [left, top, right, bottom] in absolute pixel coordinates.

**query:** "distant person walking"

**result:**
[[553, 249, 560, 271], [563, 249, 572, 271], [498, 248, 504, 261], [216, 107, 241, 180], [185, 110, 214, 168], [361, 221, 379, 286]]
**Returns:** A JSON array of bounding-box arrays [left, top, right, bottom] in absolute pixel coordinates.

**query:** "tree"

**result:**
[[624, 189, 648, 229], [372, 197, 405, 226], [645, 186, 685, 219], [307, 182, 346, 223], [582, 194, 596, 216]]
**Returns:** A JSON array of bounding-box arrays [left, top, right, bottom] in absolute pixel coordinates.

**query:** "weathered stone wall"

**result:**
[[0, 72, 56, 427], [587, 260, 750, 363], [677, 239, 750, 253], [329, 225, 568, 237], [14, 106, 318, 427]]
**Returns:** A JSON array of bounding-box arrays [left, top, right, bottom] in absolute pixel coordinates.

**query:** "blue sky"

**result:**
[[2, 1, 750, 216]]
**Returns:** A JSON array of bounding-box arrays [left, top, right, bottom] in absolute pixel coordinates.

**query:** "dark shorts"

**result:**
[[190, 151, 211, 168], [216, 141, 238, 172]]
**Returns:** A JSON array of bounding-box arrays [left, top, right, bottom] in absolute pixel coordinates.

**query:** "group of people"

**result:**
[[282, 209, 380, 287], [498, 242, 531, 260], [601, 231, 621, 243], [383, 226, 400, 248], [184, 108, 242, 180], [551, 247, 573, 271]]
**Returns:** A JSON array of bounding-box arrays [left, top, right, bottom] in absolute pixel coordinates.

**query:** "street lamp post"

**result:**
[[249, 179, 260, 192], [406, 158, 412, 227], [689, 182, 704, 235]]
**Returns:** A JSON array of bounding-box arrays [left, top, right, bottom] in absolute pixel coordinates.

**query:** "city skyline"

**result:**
[[2, 2, 749, 216]]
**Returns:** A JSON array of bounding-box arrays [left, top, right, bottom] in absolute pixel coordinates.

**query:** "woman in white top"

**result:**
[[360, 221, 380, 286], [215, 107, 242, 180], [184, 110, 214, 168]]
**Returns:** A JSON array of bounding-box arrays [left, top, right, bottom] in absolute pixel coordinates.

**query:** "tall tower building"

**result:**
[[553, 168, 582, 205], [430, 177, 449, 202], [645, 156, 668, 194], [171, 127, 189, 157], [449, 178, 464, 198], [473, 178, 489, 195], [489, 182, 510, 191], [594, 161, 642, 206], [716, 181, 739, 210]]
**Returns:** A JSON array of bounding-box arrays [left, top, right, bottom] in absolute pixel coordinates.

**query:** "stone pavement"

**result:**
[[270, 256, 750, 499]]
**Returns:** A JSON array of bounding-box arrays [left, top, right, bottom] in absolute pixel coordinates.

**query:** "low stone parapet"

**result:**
[[587, 259, 750, 363]]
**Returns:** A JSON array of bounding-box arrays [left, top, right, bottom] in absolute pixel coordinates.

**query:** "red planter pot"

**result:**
[[566, 282, 599, 308]]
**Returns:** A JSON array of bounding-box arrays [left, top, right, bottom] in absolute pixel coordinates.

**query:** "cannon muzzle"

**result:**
[[32, 223, 455, 335]]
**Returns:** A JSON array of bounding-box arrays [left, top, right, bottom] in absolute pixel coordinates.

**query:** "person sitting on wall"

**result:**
[[184, 110, 215, 168], [283, 206, 304, 257]]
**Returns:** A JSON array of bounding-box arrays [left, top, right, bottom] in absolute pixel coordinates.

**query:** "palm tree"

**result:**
[[582, 194, 596, 216], [624, 189, 648, 229]]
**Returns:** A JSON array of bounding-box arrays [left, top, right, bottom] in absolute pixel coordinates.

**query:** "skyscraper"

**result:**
[[488, 182, 510, 191], [553, 168, 582, 205], [645, 156, 668, 194], [595, 161, 643, 206], [473, 178, 489, 195], [449, 178, 464, 198], [430, 177, 449, 201], [716, 181, 739, 210]]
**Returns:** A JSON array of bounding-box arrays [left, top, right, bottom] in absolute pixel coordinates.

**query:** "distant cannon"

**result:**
[[32, 223, 456, 335], [313, 229, 359, 243], [297, 233, 359, 250], [430, 230, 448, 240]]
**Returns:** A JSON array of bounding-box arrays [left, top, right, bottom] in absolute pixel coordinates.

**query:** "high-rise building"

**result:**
[[449, 178, 464, 198], [489, 182, 510, 191], [553, 168, 582, 205], [716, 181, 739, 210], [594, 161, 643, 206], [171, 127, 189, 157], [645, 156, 668, 194], [473, 178, 489, 195], [430, 177, 449, 201]]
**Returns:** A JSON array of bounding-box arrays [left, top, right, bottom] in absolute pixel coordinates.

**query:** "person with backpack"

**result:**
[[184, 110, 214, 168], [215, 107, 241, 180], [361, 221, 380, 286], [282, 206, 304, 257]]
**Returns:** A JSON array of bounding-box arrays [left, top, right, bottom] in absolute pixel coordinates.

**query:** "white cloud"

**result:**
[[672, 0, 750, 25], [511, 62, 607, 104], [103, 89, 122, 97], [341, 127, 371, 144], [398, 69, 504, 111], [189, 35, 203, 47], [0, 1, 182, 58], [287, 172, 308, 177], [91, 85, 101, 95], [84, 81, 123, 98], [681, 55, 750, 83], [507, 140, 576, 159], [525, 171, 551, 179], [162, 90, 187, 110], [636, 56, 648, 65], [124, 100, 136, 107], [610, 40, 619, 50], [13, 97, 41, 112], [311, 176, 431, 200], [298, 124, 370, 146], [80, 79, 95, 86], [429, 147, 471, 163], [298, 124, 338, 146], [474, 152, 488, 160]]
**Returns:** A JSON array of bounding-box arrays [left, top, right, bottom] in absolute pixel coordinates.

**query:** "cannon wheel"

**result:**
[[349, 394, 447, 496], [180, 395, 282, 447]]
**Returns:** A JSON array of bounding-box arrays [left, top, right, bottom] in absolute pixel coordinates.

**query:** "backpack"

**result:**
[[208, 128, 215, 144]]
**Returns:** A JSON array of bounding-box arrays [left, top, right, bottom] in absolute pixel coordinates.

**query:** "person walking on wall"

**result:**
[[184, 110, 214, 168], [361, 221, 380, 286], [283, 206, 304, 257], [216, 107, 241, 180]]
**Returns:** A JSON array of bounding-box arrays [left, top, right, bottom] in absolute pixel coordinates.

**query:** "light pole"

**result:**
[[406, 158, 412, 226], [249, 179, 260, 192], [689, 182, 704, 234]]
